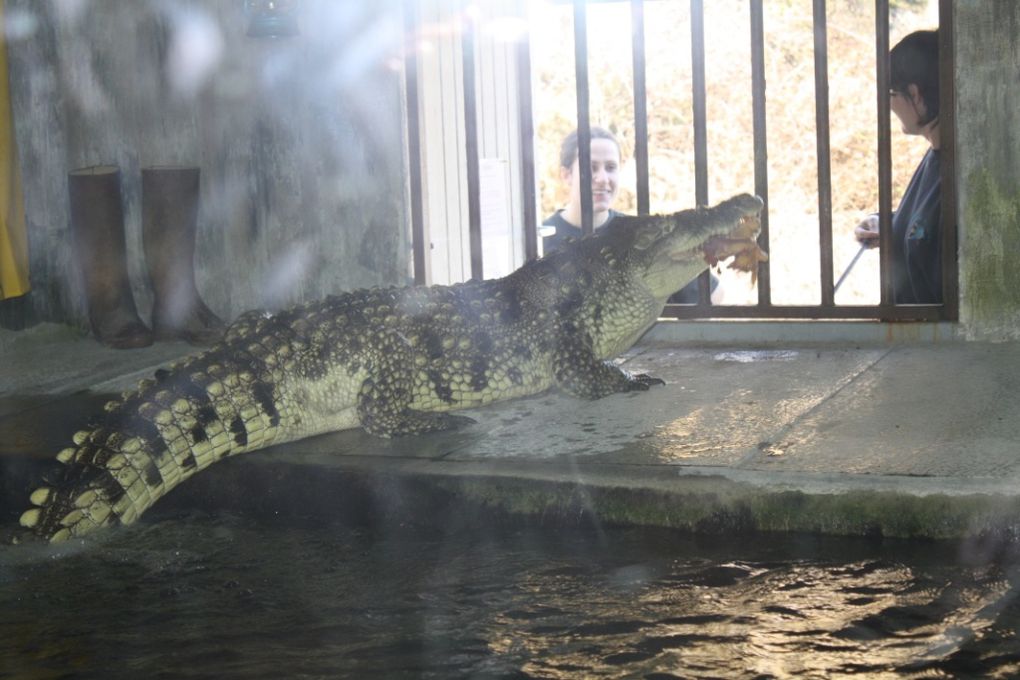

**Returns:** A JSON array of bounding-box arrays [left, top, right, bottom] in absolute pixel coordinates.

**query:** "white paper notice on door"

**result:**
[[479, 158, 513, 279]]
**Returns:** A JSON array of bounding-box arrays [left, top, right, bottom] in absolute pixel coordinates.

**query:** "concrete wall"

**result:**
[[6, 0, 410, 326], [955, 1, 1020, 340]]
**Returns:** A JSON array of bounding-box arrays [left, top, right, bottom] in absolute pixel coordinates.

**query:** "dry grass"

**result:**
[[531, 0, 937, 306]]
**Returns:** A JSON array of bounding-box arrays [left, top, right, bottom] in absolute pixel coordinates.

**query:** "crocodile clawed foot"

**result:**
[[365, 410, 478, 437], [405, 412, 477, 436], [626, 373, 666, 391], [437, 413, 478, 430]]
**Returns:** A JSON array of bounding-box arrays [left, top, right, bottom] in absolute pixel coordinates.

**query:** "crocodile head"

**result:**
[[606, 193, 767, 301]]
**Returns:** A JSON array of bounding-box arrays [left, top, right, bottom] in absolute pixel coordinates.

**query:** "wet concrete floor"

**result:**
[[3, 323, 1020, 541]]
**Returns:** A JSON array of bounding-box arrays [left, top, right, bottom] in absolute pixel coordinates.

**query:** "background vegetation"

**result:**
[[531, 0, 937, 305]]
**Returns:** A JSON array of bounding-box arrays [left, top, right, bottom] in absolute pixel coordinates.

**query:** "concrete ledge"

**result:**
[[5, 428, 1019, 545], [227, 454, 1020, 542], [4, 329, 1019, 547], [643, 319, 962, 345]]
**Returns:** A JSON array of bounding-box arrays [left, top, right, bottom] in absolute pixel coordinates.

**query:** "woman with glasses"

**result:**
[[854, 29, 942, 304]]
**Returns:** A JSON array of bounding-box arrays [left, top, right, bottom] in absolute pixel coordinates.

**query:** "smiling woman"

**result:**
[[540, 125, 715, 303], [540, 126, 622, 253]]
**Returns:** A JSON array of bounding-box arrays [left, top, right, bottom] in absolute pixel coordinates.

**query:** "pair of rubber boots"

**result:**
[[68, 165, 223, 349]]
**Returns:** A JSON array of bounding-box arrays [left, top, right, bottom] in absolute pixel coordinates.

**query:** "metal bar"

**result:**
[[833, 243, 867, 293], [461, 11, 483, 280], [631, 0, 650, 216], [690, 0, 708, 205], [937, 0, 958, 320], [875, 0, 893, 305], [689, 0, 710, 304], [516, 24, 539, 261], [573, 0, 594, 235], [629, 0, 651, 216], [813, 0, 835, 306], [749, 0, 770, 305], [664, 303, 946, 321], [403, 0, 428, 285]]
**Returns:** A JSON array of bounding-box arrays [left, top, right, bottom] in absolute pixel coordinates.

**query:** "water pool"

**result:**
[[2, 482, 1020, 679]]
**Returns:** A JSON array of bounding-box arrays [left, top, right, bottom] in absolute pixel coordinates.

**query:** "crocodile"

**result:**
[[17, 193, 765, 542]]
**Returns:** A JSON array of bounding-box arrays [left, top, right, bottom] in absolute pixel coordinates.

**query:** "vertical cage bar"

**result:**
[[875, 0, 893, 307], [813, 0, 835, 306], [690, 0, 708, 205], [749, 0, 770, 305], [689, 0, 710, 303], [516, 25, 539, 261], [631, 0, 650, 216], [937, 0, 958, 320], [462, 11, 483, 280], [404, 0, 428, 285], [573, 0, 593, 235]]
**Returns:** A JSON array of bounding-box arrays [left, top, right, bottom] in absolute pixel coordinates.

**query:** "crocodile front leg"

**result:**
[[552, 333, 665, 400]]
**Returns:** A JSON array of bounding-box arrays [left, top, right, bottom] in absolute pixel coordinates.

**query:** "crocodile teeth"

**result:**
[[50, 528, 71, 543], [19, 508, 40, 528], [72, 430, 90, 445], [56, 447, 76, 464], [29, 487, 53, 506]]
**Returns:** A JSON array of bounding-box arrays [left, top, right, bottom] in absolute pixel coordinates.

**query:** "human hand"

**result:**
[[854, 214, 880, 249]]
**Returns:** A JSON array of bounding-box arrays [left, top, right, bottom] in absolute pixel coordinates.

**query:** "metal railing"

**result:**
[[405, 0, 957, 321]]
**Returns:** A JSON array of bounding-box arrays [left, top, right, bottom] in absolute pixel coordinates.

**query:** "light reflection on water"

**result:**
[[1, 512, 1019, 679]]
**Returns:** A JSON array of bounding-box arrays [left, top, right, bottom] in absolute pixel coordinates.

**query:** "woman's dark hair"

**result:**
[[890, 29, 939, 126], [558, 126, 620, 169]]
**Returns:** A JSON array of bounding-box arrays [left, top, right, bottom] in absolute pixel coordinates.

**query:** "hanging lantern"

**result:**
[[244, 0, 299, 38]]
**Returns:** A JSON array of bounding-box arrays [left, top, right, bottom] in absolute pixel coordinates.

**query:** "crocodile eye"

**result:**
[[634, 228, 659, 250]]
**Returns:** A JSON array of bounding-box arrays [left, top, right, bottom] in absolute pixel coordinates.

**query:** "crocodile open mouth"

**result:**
[[700, 213, 768, 285]]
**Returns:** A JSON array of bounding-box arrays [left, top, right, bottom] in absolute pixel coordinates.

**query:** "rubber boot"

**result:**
[[142, 166, 224, 344], [68, 166, 153, 349]]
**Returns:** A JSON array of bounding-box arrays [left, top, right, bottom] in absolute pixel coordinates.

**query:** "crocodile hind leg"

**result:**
[[553, 334, 664, 400], [354, 338, 475, 437], [357, 374, 475, 437]]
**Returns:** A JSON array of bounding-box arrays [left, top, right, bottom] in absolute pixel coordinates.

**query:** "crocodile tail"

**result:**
[[19, 343, 289, 543]]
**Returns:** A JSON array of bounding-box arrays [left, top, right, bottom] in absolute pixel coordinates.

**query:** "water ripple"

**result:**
[[1, 516, 1019, 678]]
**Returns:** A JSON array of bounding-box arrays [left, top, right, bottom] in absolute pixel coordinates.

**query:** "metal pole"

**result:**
[[462, 10, 483, 280], [573, 0, 593, 235], [631, 0, 650, 216]]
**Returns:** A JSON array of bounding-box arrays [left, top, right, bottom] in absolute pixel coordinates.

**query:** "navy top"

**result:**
[[540, 210, 621, 254], [890, 148, 942, 304]]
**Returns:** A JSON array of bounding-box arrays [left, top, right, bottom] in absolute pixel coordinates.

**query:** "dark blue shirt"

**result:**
[[891, 148, 941, 304], [540, 210, 620, 254]]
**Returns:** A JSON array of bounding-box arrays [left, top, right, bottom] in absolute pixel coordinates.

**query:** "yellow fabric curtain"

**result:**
[[0, 0, 28, 301]]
